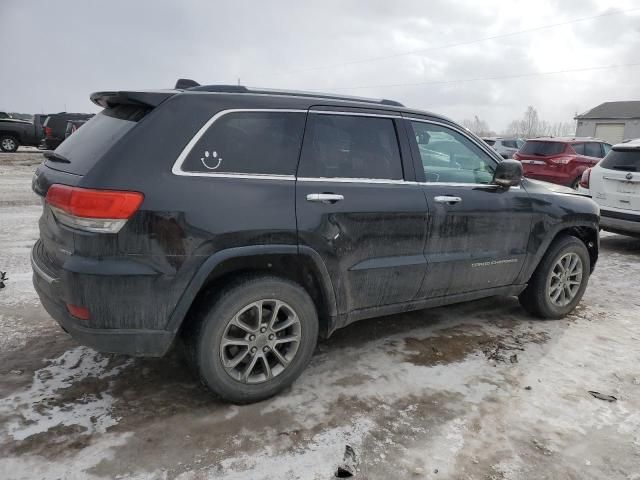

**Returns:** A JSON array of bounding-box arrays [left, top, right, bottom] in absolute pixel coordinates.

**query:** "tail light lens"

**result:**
[[66, 303, 90, 320], [44, 126, 53, 138], [549, 156, 573, 165], [46, 184, 144, 233], [580, 168, 591, 189]]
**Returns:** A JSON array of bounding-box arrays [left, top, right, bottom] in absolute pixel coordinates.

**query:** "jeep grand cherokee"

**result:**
[[31, 81, 600, 403]]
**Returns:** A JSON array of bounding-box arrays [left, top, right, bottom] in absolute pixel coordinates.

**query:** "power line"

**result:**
[[285, 7, 640, 74], [312, 62, 640, 91]]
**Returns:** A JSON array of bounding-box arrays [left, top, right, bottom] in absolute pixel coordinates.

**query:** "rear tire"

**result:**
[[0, 135, 19, 152], [186, 275, 318, 404], [570, 176, 581, 190], [519, 235, 590, 319]]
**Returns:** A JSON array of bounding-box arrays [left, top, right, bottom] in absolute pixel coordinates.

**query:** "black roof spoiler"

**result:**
[[90, 90, 176, 108]]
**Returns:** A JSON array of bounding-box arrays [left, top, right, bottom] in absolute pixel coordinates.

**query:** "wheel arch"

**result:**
[[167, 245, 338, 339], [523, 222, 599, 283]]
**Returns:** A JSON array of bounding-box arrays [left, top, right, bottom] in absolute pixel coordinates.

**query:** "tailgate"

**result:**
[[592, 149, 640, 211]]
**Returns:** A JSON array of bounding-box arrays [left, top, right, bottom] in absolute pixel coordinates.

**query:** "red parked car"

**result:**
[[513, 137, 611, 189]]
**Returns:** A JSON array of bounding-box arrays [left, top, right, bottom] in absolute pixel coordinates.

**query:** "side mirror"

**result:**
[[493, 159, 523, 188]]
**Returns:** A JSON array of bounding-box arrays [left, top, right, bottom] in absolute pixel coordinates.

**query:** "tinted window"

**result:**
[[411, 121, 495, 184], [585, 142, 603, 158], [520, 141, 565, 156], [502, 140, 518, 148], [298, 114, 403, 179], [182, 112, 306, 176], [572, 143, 585, 155], [52, 105, 148, 175], [603, 144, 612, 156], [600, 149, 640, 172], [483, 139, 496, 146]]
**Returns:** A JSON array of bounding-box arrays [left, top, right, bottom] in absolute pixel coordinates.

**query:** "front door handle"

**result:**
[[306, 193, 344, 204], [434, 195, 462, 204]]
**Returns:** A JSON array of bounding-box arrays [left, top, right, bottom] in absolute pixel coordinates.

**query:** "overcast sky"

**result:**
[[1, 0, 639, 131]]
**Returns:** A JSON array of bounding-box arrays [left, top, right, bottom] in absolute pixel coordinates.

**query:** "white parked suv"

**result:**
[[482, 137, 524, 159], [579, 139, 640, 237]]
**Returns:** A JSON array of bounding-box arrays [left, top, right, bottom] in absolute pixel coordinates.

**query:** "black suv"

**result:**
[[31, 81, 600, 403]]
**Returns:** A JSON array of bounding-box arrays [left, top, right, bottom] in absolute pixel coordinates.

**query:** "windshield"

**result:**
[[599, 149, 640, 172], [520, 141, 565, 156], [51, 105, 149, 175]]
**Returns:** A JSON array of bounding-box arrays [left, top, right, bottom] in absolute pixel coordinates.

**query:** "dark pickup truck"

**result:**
[[39, 113, 94, 150], [0, 113, 49, 152]]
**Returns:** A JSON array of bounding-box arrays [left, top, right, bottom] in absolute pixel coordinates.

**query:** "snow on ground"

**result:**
[[0, 152, 639, 479]]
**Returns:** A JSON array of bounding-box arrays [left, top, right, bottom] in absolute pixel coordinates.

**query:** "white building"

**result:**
[[575, 101, 640, 144]]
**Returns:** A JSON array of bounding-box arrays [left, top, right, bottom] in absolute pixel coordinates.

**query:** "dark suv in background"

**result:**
[[31, 81, 600, 403], [514, 137, 611, 189], [39, 112, 93, 150]]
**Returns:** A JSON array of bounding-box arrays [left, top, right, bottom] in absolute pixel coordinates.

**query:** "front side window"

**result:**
[[298, 114, 403, 179], [181, 111, 306, 175], [411, 121, 496, 184]]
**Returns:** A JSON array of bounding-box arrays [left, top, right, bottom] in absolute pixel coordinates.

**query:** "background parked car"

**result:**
[[482, 137, 524, 158], [64, 119, 88, 139], [39, 112, 93, 150], [0, 113, 50, 152], [513, 137, 611, 189], [579, 139, 640, 237]]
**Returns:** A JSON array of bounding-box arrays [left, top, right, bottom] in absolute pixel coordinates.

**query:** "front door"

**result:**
[[406, 118, 533, 298], [295, 109, 429, 314]]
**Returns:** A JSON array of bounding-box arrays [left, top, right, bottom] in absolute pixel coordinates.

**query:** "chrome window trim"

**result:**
[[171, 108, 307, 178], [298, 177, 410, 185], [310, 110, 402, 119]]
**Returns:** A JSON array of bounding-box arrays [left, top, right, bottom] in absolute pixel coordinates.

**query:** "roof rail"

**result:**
[[175, 79, 404, 107]]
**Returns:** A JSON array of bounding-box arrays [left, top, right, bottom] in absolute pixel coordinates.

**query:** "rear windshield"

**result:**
[[49, 105, 149, 175], [599, 149, 640, 172], [483, 139, 496, 146], [520, 141, 565, 156]]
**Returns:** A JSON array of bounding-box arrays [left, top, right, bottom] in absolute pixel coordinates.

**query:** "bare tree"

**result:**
[[503, 106, 574, 138], [461, 115, 494, 137]]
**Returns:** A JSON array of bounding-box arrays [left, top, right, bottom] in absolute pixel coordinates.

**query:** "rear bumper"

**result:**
[[31, 244, 175, 357], [600, 209, 640, 236]]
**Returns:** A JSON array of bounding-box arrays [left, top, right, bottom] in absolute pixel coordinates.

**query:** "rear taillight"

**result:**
[[580, 168, 591, 189], [549, 156, 572, 165], [44, 126, 53, 138], [46, 184, 144, 233], [66, 303, 90, 320]]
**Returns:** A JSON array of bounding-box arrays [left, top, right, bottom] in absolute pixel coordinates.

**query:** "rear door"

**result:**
[[406, 117, 532, 298], [591, 148, 640, 211], [295, 107, 429, 314]]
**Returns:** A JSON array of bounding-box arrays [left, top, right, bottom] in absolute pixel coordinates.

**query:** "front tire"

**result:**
[[519, 235, 590, 319], [0, 135, 19, 152], [188, 276, 318, 404]]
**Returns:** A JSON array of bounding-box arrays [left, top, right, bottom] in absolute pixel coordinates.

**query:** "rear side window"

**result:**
[[572, 143, 585, 155], [585, 142, 603, 158], [298, 114, 403, 179], [600, 149, 640, 172], [51, 105, 149, 175], [181, 111, 306, 176], [520, 141, 565, 156]]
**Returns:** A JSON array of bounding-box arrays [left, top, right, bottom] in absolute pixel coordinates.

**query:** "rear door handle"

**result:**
[[306, 193, 344, 204], [434, 195, 462, 204]]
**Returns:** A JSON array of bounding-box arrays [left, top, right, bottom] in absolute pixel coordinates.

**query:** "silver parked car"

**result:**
[[482, 137, 524, 159]]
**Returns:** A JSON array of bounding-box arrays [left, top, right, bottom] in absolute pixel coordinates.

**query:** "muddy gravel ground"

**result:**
[[1, 151, 639, 480]]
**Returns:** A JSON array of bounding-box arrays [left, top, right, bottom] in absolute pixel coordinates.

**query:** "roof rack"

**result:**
[[173, 79, 404, 107]]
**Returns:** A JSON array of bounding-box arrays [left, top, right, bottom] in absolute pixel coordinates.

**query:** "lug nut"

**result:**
[[263, 346, 269, 352], [268, 334, 275, 340], [251, 347, 257, 354], [260, 327, 267, 333], [249, 335, 256, 341]]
